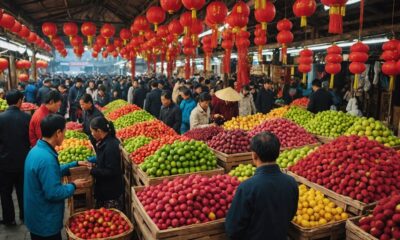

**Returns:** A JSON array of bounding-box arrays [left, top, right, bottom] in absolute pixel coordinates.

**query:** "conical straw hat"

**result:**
[[215, 87, 241, 102]]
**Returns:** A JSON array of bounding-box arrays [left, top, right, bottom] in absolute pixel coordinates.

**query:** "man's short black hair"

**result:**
[[75, 78, 83, 83], [80, 93, 94, 104], [6, 90, 24, 105], [242, 85, 250, 91], [59, 84, 67, 90], [181, 87, 192, 97], [312, 79, 321, 88], [161, 90, 172, 100], [194, 83, 202, 90], [43, 78, 51, 84], [263, 79, 273, 85], [43, 90, 62, 104], [150, 80, 158, 88], [98, 85, 106, 92], [205, 79, 210, 85], [199, 92, 211, 102], [250, 132, 280, 162], [40, 114, 66, 138]]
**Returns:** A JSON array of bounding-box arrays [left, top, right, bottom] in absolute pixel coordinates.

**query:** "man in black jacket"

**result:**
[[145, 80, 162, 118], [307, 79, 333, 113], [255, 79, 275, 114], [127, 79, 147, 108], [80, 94, 104, 146], [68, 78, 85, 121], [36, 78, 52, 104], [57, 84, 68, 118], [159, 90, 182, 133], [0, 90, 31, 225]]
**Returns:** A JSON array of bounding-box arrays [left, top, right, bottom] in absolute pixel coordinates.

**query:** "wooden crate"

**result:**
[[346, 216, 377, 240], [66, 208, 134, 240], [286, 171, 376, 216], [120, 147, 133, 187], [124, 182, 132, 221], [135, 166, 225, 186], [131, 187, 226, 240], [315, 135, 335, 144], [131, 163, 140, 186], [66, 167, 94, 214], [212, 149, 253, 172]]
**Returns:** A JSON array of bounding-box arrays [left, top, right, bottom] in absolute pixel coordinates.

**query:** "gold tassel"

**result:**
[[329, 74, 335, 89], [154, 24, 158, 32], [341, 6, 346, 16], [302, 73, 307, 84], [261, 0, 266, 9], [192, 9, 196, 19], [261, 22, 267, 30], [329, 5, 340, 15], [300, 16, 307, 28], [88, 36, 93, 48], [184, 27, 188, 36], [290, 66, 295, 76], [353, 74, 359, 90], [389, 75, 395, 92], [255, 0, 259, 10]]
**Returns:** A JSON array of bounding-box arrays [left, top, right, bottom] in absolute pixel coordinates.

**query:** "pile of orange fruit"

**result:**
[[56, 138, 92, 152]]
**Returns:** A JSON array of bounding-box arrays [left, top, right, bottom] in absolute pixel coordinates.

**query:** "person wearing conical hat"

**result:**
[[212, 87, 240, 122]]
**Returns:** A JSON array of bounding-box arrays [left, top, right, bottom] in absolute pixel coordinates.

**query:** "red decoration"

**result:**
[[161, 0, 182, 14], [298, 48, 313, 85], [92, 51, 98, 59], [221, 30, 233, 74], [100, 24, 115, 44], [132, 16, 150, 34], [254, 0, 276, 30], [18, 25, 30, 39], [349, 41, 369, 90], [182, 0, 206, 19], [168, 19, 183, 39], [226, 12, 248, 33], [276, 19, 294, 65], [95, 36, 106, 47], [156, 25, 169, 39], [70, 35, 83, 48], [0, 13, 15, 29], [146, 6, 166, 32], [81, 22, 96, 46], [293, 0, 317, 28], [232, 1, 250, 17], [42, 22, 57, 40], [11, 21, 22, 34], [63, 22, 78, 40], [27, 32, 37, 43], [18, 73, 29, 82], [325, 44, 342, 89], [201, 35, 213, 73], [16, 60, 31, 70], [0, 58, 8, 73], [190, 19, 203, 45], [119, 28, 131, 45], [180, 12, 193, 36], [321, 0, 348, 34], [36, 60, 48, 69], [235, 30, 250, 91], [381, 39, 400, 92], [206, 1, 228, 48]]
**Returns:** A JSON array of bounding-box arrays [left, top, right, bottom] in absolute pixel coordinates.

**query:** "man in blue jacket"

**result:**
[[179, 87, 196, 134], [24, 114, 88, 240], [68, 78, 85, 121], [225, 132, 299, 240], [25, 80, 38, 103]]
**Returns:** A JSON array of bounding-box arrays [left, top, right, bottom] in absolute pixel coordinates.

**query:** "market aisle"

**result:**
[[0, 191, 68, 240]]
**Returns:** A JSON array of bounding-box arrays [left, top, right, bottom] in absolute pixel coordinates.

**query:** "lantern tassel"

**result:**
[[290, 66, 295, 76], [329, 74, 335, 89], [261, 0, 266, 9], [191, 9, 197, 19], [300, 16, 307, 28], [282, 44, 287, 65], [302, 73, 307, 85], [341, 6, 346, 16], [88, 36, 93, 48], [154, 24, 158, 32], [255, 0, 259, 10], [329, 5, 343, 34], [261, 22, 267, 31], [258, 45, 262, 63], [353, 74, 359, 90], [389, 75, 395, 92]]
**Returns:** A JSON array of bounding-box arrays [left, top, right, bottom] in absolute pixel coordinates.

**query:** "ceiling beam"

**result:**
[[64, 0, 72, 19]]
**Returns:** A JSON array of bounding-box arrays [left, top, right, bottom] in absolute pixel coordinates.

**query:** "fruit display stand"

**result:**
[[65, 209, 134, 240], [120, 146, 133, 186], [212, 149, 253, 172], [135, 166, 225, 186], [65, 167, 94, 214], [345, 216, 377, 240], [131, 187, 226, 240], [286, 171, 376, 216]]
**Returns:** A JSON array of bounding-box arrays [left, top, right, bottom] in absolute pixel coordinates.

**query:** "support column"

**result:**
[[8, 54, 17, 90], [31, 50, 37, 81]]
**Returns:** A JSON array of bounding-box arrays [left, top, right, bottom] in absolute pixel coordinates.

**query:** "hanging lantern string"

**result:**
[[284, 0, 287, 18], [391, 0, 396, 36], [358, 0, 364, 40]]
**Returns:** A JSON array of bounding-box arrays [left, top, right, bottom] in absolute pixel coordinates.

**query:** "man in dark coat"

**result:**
[[159, 90, 182, 133], [225, 132, 299, 240], [80, 94, 104, 146], [68, 78, 85, 121], [307, 79, 334, 113], [36, 78, 52, 104], [255, 79, 276, 114], [0, 90, 31, 225], [145, 80, 162, 118], [57, 84, 68, 118]]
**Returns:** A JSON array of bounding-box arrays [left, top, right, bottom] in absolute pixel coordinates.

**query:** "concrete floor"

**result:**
[[0, 191, 68, 240]]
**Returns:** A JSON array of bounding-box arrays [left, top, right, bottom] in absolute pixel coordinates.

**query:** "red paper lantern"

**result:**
[[180, 12, 193, 36], [349, 41, 369, 90], [161, 0, 182, 14], [100, 24, 115, 44], [74, 46, 84, 57], [206, 1, 228, 24], [321, 0, 348, 34], [70, 35, 83, 48], [190, 19, 203, 45], [183, 47, 195, 56], [112, 51, 118, 58], [325, 44, 342, 88], [18, 73, 29, 82], [298, 48, 313, 84], [132, 16, 150, 34], [182, 0, 206, 19], [95, 36, 106, 47], [226, 12, 248, 32], [63, 22, 78, 40], [293, 0, 317, 28], [92, 51, 98, 59], [156, 25, 169, 39], [81, 22, 96, 46], [232, 1, 250, 17], [11, 20, 22, 34], [0, 58, 8, 73], [113, 38, 123, 49], [146, 6, 166, 31], [18, 25, 30, 39], [27, 32, 38, 43], [36, 60, 48, 69], [0, 13, 15, 29], [106, 44, 116, 53], [254, 0, 276, 30], [42, 22, 57, 40], [381, 39, 400, 91], [119, 28, 131, 45], [168, 19, 183, 37], [276, 19, 293, 65]]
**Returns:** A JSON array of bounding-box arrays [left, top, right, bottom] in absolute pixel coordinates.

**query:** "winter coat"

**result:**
[[239, 93, 256, 116], [190, 104, 211, 129], [24, 140, 77, 237], [307, 88, 333, 114], [255, 88, 275, 114], [179, 98, 197, 134], [86, 88, 98, 102], [25, 84, 37, 103], [29, 104, 50, 147], [159, 103, 182, 133], [68, 85, 85, 110], [144, 88, 162, 118]]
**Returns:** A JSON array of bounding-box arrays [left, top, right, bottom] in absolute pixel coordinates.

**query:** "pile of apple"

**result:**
[[208, 130, 251, 154], [102, 100, 129, 114], [114, 110, 154, 129], [140, 140, 218, 177], [66, 122, 83, 131], [290, 97, 309, 107], [58, 146, 93, 164], [106, 104, 141, 121], [66, 130, 88, 140], [184, 126, 224, 142], [277, 145, 317, 168], [21, 102, 38, 111], [228, 164, 256, 182], [289, 135, 400, 203], [284, 107, 315, 127], [0, 98, 7, 111], [117, 120, 177, 140], [68, 208, 132, 239], [223, 113, 269, 131], [56, 138, 91, 152], [305, 110, 358, 137], [123, 136, 152, 153], [137, 174, 240, 230], [357, 194, 400, 239], [130, 135, 188, 164], [345, 117, 400, 147], [249, 118, 317, 149]]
